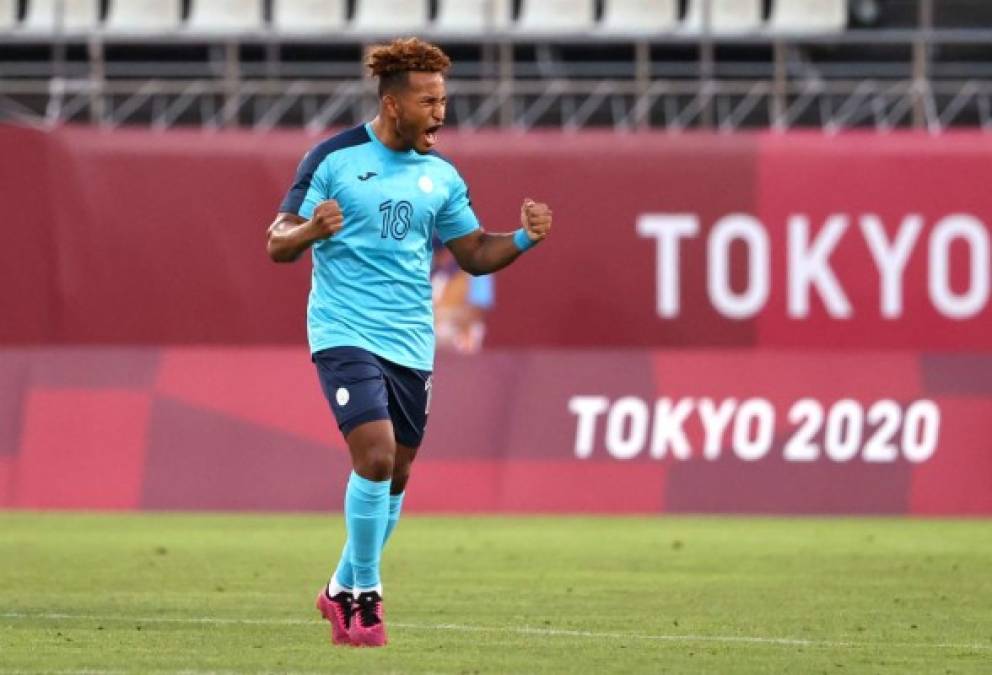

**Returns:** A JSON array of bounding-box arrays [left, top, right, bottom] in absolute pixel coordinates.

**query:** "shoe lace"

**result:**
[[354, 591, 382, 627], [330, 592, 353, 620]]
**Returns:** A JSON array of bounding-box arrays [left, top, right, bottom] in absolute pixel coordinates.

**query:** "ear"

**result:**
[[382, 93, 399, 117]]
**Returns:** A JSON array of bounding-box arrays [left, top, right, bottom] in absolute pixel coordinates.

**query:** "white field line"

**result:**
[[2, 612, 990, 653]]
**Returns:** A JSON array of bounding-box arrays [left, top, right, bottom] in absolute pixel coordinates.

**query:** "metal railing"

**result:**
[[1, 0, 989, 133]]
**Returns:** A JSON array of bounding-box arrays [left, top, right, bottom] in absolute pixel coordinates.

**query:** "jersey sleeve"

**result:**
[[279, 150, 332, 219], [435, 172, 481, 243]]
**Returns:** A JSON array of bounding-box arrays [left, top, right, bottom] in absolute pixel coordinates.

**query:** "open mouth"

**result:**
[[424, 124, 442, 146]]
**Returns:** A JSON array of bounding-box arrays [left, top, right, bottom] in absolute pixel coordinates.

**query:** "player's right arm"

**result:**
[[266, 200, 343, 263], [270, 141, 342, 263]]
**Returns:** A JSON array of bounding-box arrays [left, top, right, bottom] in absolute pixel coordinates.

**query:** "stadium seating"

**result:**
[[433, 0, 512, 34], [516, 0, 596, 33], [273, 0, 347, 33], [350, 0, 429, 34], [599, 0, 679, 34], [767, 0, 847, 33], [104, 0, 183, 34], [681, 0, 763, 34], [0, 0, 16, 30], [186, 0, 265, 33], [0, 0, 17, 31], [20, 0, 100, 33], [0, 0, 857, 37]]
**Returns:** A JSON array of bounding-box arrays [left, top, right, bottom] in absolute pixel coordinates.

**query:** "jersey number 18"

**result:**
[[378, 200, 412, 241]]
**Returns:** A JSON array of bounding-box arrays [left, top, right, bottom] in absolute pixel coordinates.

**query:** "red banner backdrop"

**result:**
[[1, 125, 990, 513], [0, 348, 989, 514], [3, 125, 991, 349]]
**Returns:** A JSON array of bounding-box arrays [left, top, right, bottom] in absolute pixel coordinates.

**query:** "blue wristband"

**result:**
[[513, 228, 537, 252]]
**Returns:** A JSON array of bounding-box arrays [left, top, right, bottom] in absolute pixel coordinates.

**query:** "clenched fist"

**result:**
[[308, 199, 344, 240], [520, 198, 552, 243]]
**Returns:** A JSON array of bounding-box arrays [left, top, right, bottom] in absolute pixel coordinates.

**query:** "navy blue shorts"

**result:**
[[313, 346, 432, 448]]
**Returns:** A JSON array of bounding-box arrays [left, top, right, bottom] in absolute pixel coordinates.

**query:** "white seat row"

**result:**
[[0, 0, 848, 36]]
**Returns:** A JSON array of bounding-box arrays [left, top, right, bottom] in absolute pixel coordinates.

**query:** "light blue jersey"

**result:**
[[280, 123, 480, 370]]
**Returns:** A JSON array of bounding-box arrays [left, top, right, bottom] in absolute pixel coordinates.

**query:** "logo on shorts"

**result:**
[[336, 387, 350, 406], [424, 376, 433, 414]]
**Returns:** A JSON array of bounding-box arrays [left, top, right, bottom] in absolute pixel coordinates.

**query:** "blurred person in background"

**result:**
[[432, 238, 494, 354]]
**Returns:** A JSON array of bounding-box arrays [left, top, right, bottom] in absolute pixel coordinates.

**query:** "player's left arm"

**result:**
[[446, 198, 553, 276]]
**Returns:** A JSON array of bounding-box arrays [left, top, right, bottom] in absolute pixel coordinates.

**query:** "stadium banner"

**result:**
[[2, 125, 991, 349], [1, 348, 989, 515]]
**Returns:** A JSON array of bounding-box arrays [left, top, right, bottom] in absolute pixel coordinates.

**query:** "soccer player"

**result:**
[[266, 37, 553, 648]]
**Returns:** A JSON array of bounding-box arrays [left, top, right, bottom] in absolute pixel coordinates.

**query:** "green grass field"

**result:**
[[2, 513, 990, 674]]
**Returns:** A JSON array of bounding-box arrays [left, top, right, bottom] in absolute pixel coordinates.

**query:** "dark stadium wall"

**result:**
[[1, 124, 991, 514]]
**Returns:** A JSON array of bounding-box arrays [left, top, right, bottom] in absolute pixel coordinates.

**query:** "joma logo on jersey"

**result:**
[[357, 171, 377, 181]]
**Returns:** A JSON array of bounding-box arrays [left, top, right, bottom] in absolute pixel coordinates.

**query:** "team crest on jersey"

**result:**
[[418, 175, 434, 194]]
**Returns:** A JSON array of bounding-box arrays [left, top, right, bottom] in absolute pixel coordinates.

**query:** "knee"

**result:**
[[347, 422, 397, 482], [357, 445, 394, 482]]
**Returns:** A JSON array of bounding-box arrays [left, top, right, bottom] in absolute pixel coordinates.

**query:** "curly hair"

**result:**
[[365, 37, 452, 95]]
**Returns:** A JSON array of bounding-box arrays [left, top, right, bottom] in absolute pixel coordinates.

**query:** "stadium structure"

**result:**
[[2, 3, 992, 672], [2, 1, 992, 132]]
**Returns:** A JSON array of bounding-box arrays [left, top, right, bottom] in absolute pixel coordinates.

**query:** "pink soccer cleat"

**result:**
[[348, 591, 388, 647], [315, 589, 353, 646]]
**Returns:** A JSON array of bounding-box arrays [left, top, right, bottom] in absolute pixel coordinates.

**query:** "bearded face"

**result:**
[[388, 71, 446, 154]]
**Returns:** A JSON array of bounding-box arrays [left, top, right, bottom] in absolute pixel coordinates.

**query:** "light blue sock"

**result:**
[[383, 492, 405, 544], [342, 472, 390, 590], [332, 491, 405, 591], [331, 540, 353, 592]]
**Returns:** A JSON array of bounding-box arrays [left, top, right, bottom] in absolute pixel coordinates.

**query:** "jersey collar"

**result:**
[[365, 122, 417, 159]]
